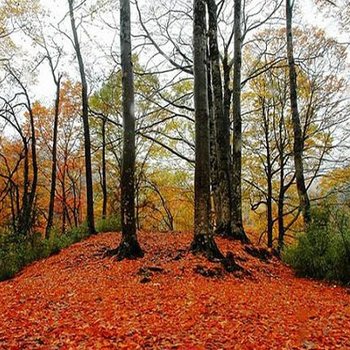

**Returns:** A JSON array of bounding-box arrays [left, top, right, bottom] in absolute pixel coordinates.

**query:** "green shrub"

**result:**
[[0, 224, 89, 282], [0, 235, 22, 280], [282, 206, 350, 284], [96, 216, 121, 233]]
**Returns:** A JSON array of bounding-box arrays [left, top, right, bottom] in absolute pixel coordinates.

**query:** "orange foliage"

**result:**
[[0, 231, 349, 349]]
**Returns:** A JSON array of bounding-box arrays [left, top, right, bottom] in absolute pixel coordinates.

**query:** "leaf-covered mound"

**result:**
[[0, 231, 349, 349]]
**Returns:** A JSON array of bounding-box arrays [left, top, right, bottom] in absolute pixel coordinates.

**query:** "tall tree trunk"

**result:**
[[277, 159, 285, 252], [208, 57, 221, 230], [68, 0, 96, 235], [27, 104, 38, 231], [109, 0, 143, 260], [286, 0, 311, 226], [266, 171, 273, 249], [262, 101, 273, 248], [17, 94, 38, 237], [72, 185, 79, 228], [77, 170, 83, 225], [46, 75, 62, 238], [207, 0, 233, 237], [232, 0, 249, 242], [18, 140, 29, 236], [101, 117, 107, 220], [12, 75, 39, 237], [9, 184, 16, 232], [136, 183, 140, 230], [61, 169, 67, 234], [190, 0, 223, 261], [223, 52, 232, 127]]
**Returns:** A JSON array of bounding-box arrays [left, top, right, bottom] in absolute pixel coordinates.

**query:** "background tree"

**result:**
[[286, 0, 311, 226], [231, 0, 249, 242], [68, 0, 95, 235], [244, 26, 348, 248], [207, 0, 232, 238]]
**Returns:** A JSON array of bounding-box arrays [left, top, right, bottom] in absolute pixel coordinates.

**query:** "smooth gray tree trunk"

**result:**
[[286, 0, 311, 226], [109, 0, 143, 260], [208, 68, 222, 230], [207, 0, 233, 237], [190, 0, 223, 260], [68, 0, 96, 235], [101, 117, 107, 220], [232, 0, 249, 242], [11, 73, 38, 237], [46, 74, 61, 238]]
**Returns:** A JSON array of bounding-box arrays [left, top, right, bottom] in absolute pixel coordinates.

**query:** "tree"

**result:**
[[286, 0, 311, 226], [0, 0, 39, 60], [11, 70, 38, 237], [189, 0, 223, 260], [109, 0, 144, 260], [56, 81, 86, 233], [133, 0, 282, 240], [207, 0, 233, 237], [244, 26, 348, 249], [30, 81, 86, 233], [0, 67, 39, 237], [244, 66, 294, 249], [0, 95, 30, 235], [42, 44, 62, 238], [231, 0, 250, 242], [68, 0, 95, 235]]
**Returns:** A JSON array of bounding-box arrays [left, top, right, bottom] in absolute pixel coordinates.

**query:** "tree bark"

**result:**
[[110, 0, 143, 260], [208, 57, 221, 230], [18, 140, 29, 236], [17, 88, 38, 237], [190, 0, 223, 261], [27, 104, 38, 232], [68, 0, 96, 235], [207, 0, 233, 237], [101, 117, 107, 220], [277, 161, 285, 252], [262, 100, 273, 248], [61, 164, 67, 234], [277, 109, 286, 252], [232, 0, 249, 242], [9, 72, 39, 237], [223, 53, 232, 128], [286, 0, 311, 226], [46, 75, 62, 238]]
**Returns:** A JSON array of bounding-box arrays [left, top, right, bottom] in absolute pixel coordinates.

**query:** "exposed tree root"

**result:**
[[215, 223, 250, 244], [190, 234, 224, 261], [215, 222, 232, 237], [245, 246, 272, 262], [231, 224, 250, 244], [105, 236, 144, 261]]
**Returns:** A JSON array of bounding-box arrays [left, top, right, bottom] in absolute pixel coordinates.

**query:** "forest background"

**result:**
[[0, 0, 349, 280]]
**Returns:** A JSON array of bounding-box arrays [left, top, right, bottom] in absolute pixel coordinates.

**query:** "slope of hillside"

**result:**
[[0, 231, 349, 349]]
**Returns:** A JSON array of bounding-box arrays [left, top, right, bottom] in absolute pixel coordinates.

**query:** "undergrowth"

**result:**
[[0, 215, 122, 282], [283, 205, 350, 284], [0, 225, 89, 281], [96, 216, 121, 233]]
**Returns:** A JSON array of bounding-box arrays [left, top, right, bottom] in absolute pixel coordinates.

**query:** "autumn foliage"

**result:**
[[0, 231, 350, 349], [0, 1, 350, 347]]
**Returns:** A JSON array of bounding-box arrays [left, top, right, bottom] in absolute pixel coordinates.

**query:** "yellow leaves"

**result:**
[[0, 0, 39, 55], [138, 169, 194, 231], [2, 0, 39, 16], [319, 165, 350, 195]]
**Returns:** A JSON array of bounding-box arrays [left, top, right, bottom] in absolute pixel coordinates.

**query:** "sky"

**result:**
[[12, 0, 349, 105]]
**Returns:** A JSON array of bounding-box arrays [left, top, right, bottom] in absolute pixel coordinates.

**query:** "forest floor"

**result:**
[[0, 232, 349, 350]]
